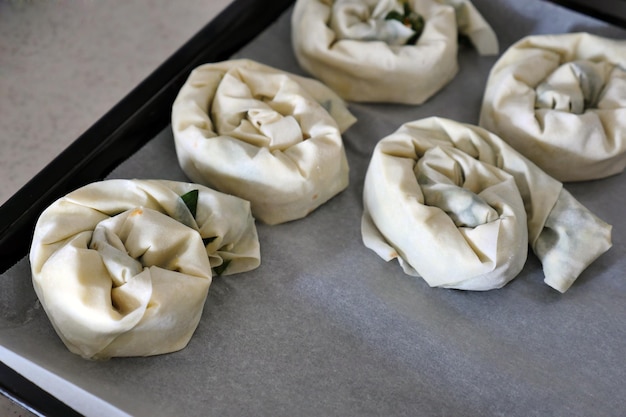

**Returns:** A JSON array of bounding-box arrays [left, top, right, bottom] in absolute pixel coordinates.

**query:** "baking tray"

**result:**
[[548, 0, 626, 27], [1, 0, 625, 416]]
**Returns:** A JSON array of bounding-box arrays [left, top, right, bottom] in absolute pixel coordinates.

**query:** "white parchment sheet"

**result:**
[[1, 1, 625, 416]]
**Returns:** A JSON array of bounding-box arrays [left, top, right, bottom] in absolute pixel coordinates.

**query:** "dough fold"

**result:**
[[171, 59, 356, 225], [480, 33, 626, 181], [291, 0, 498, 104], [30, 179, 260, 359], [361, 117, 612, 292]]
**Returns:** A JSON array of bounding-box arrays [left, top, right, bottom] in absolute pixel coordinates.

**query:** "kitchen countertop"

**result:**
[[0, 0, 230, 205], [0, 0, 230, 413]]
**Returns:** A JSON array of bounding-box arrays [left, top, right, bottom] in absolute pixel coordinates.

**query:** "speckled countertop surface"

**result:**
[[0, 0, 230, 413], [0, 0, 230, 205]]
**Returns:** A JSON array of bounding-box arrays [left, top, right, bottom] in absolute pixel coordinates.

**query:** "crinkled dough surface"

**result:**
[[29, 179, 260, 359], [291, 0, 498, 104], [362, 117, 612, 292], [171, 59, 356, 225], [480, 33, 626, 181]]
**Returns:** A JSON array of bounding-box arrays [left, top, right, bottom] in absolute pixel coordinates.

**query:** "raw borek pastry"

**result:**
[[479, 33, 626, 181], [171, 59, 356, 225], [30, 179, 260, 359], [291, 0, 498, 104], [361, 117, 612, 292]]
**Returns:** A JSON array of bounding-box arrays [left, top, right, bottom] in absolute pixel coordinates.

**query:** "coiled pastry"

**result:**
[[30, 179, 260, 359], [291, 0, 498, 104], [480, 33, 626, 181], [362, 117, 612, 292], [172, 59, 356, 224]]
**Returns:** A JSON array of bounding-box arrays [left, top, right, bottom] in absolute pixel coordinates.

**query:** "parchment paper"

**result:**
[[2, 1, 625, 416]]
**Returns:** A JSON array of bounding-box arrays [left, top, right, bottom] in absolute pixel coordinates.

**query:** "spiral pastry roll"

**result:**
[[30, 179, 260, 359], [291, 0, 498, 104], [480, 33, 626, 181], [172, 59, 356, 225], [362, 117, 612, 292]]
